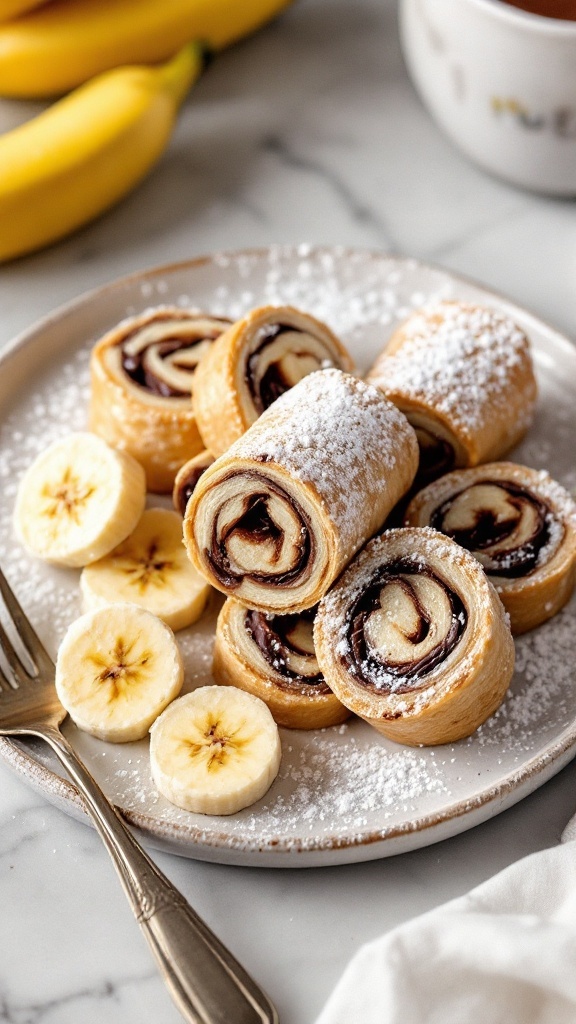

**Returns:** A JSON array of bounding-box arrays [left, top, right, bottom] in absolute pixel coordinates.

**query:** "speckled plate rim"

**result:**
[[1, 244, 575, 867]]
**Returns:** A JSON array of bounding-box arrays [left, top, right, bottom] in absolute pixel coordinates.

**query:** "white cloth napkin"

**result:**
[[315, 834, 576, 1024]]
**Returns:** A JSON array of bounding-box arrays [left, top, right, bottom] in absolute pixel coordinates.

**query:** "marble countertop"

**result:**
[[1, 0, 576, 1021]]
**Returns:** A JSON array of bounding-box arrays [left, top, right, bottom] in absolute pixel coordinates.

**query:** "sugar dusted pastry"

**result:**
[[367, 302, 537, 486], [89, 307, 230, 492], [213, 599, 350, 729], [192, 304, 355, 457], [184, 369, 419, 614], [172, 450, 214, 517], [314, 527, 515, 746], [405, 463, 576, 634]]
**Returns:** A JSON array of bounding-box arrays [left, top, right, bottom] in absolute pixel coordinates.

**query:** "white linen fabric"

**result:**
[[561, 812, 576, 844], [315, 839, 576, 1024]]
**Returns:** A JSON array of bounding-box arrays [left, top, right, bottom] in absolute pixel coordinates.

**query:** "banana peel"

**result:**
[[0, 43, 206, 263], [0, 0, 47, 22], [0, 0, 293, 98]]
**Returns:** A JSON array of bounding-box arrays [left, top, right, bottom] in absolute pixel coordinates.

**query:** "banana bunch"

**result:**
[[0, 0, 293, 97], [0, 0, 293, 261], [0, 0, 44, 19], [0, 43, 205, 263]]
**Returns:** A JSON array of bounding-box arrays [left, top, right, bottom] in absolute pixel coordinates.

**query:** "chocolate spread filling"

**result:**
[[205, 472, 313, 589], [413, 426, 455, 487], [343, 559, 467, 694], [246, 324, 311, 413], [174, 463, 210, 517], [245, 608, 328, 691], [430, 481, 555, 578], [120, 315, 229, 398]]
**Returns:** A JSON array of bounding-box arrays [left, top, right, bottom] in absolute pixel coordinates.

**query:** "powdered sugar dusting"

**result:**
[[246, 733, 450, 838], [532, 469, 576, 528], [473, 606, 576, 755], [233, 369, 417, 555], [1, 249, 576, 862], [534, 514, 565, 570], [369, 301, 536, 442]]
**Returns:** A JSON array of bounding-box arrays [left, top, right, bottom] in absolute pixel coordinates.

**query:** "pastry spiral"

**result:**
[[184, 369, 419, 613], [89, 307, 230, 492], [172, 450, 214, 517], [314, 527, 515, 746], [213, 599, 350, 729], [367, 302, 537, 486], [192, 304, 355, 457], [405, 462, 576, 634]]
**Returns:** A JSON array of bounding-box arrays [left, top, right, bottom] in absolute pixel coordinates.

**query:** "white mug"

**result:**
[[399, 0, 576, 194]]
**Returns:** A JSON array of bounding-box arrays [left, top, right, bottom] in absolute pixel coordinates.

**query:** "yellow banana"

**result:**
[[0, 0, 47, 21], [0, 43, 204, 263], [0, 0, 293, 98]]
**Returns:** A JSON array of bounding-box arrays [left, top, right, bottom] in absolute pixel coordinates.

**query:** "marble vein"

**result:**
[[424, 201, 532, 262], [262, 134, 396, 247], [0, 821, 49, 863], [0, 971, 156, 1024]]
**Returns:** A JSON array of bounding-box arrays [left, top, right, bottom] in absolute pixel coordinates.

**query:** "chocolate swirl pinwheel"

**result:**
[[367, 302, 537, 487], [184, 369, 419, 614], [213, 599, 350, 729], [89, 307, 230, 492], [405, 463, 576, 634], [314, 527, 515, 746], [192, 304, 355, 457]]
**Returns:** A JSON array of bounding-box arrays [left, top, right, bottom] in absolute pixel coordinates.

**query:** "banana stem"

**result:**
[[158, 41, 208, 106]]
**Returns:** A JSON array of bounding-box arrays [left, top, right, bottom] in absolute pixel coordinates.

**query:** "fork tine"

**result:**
[[0, 618, 33, 687], [0, 658, 15, 692], [0, 566, 54, 676]]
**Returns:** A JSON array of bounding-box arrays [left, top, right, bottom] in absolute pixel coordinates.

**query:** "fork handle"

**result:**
[[39, 726, 278, 1024]]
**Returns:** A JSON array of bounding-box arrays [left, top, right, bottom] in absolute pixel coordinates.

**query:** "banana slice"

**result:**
[[80, 507, 210, 631], [55, 603, 184, 742], [150, 686, 282, 815], [14, 431, 146, 567]]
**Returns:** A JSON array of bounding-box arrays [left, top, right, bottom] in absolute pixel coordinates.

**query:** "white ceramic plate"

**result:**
[[1, 246, 575, 868]]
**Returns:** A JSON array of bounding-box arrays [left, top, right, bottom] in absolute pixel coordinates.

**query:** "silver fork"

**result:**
[[0, 566, 278, 1024]]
